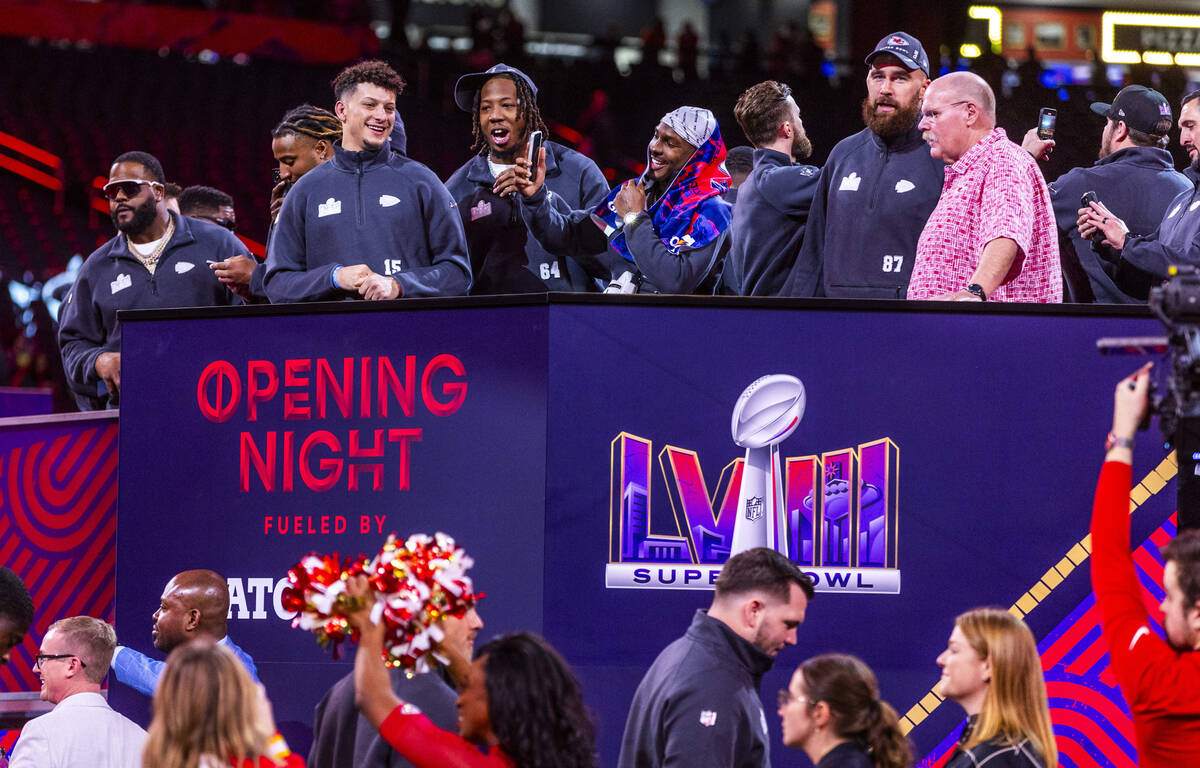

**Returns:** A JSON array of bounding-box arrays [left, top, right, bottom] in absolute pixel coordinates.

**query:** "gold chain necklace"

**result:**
[[127, 218, 174, 275]]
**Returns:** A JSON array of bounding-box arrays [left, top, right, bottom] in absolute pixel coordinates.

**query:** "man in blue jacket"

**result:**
[[111, 569, 257, 696], [724, 80, 820, 296], [1024, 85, 1190, 302], [265, 60, 471, 302], [58, 151, 242, 410], [785, 32, 943, 298], [1080, 90, 1200, 283], [446, 63, 610, 293]]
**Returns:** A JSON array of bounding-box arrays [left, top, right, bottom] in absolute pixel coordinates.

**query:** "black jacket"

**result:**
[[444, 141, 611, 293], [264, 142, 471, 302], [308, 667, 458, 768], [1047, 146, 1191, 302], [617, 610, 774, 768], [58, 212, 240, 410], [723, 148, 820, 296], [788, 123, 943, 298]]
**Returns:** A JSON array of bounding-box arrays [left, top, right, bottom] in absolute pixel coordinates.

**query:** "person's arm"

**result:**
[[110, 645, 164, 696], [263, 192, 344, 304], [517, 149, 612, 266], [660, 680, 758, 768], [57, 268, 112, 397], [783, 165, 831, 298], [343, 578, 503, 768], [623, 217, 723, 294], [1077, 196, 1200, 279], [1089, 363, 1183, 703], [392, 181, 472, 298]]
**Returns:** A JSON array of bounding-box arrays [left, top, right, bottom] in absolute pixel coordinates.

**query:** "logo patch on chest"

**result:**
[[380, 194, 401, 208], [895, 179, 915, 193], [839, 172, 862, 192], [110, 273, 132, 294], [175, 261, 195, 274], [471, 200, 493, 221], [318, 198, 342, 217], [699, 710, 717, 727]]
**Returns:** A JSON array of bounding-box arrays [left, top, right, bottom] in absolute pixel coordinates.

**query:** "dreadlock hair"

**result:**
[[476, 632, 597, 768], [0, 567, 33, 632], [271, 104, 342, 143], [331, 60, 406, 103], [470, 73, 548, 156]]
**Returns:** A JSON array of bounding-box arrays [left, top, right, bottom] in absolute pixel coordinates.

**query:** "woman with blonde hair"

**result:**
[[142, 640, 303, 768], [778, 653, 912, 768], [937, 608, 1057, 768]]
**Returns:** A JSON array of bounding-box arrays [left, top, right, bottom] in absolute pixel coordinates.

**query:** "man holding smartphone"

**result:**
[[1023, 85, 1188, 302], [445, 63, 610, 293]]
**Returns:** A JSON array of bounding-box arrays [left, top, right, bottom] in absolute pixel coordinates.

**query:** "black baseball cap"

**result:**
[[1090, 85, 1173, 135], [865, 31, 930, 77], [453, 63, 538, 113]]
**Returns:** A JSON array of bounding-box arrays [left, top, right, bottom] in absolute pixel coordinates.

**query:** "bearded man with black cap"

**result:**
[[1025, 85, 1188, 303], [784, 31, 944, 298], [445, 63, 610, 294], [1075, 89, 1200, 292], [517, 106, 732, 294]]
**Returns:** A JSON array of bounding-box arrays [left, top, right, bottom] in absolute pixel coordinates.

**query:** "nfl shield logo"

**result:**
[[746, 496, 764, 521], [699, 710, 718, 727]]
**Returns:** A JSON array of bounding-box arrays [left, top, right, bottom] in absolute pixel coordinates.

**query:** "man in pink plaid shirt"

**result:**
[[907, 72, 1062, 302]]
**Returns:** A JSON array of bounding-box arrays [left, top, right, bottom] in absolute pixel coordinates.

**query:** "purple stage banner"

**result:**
[[115, 297, 1172, 768]]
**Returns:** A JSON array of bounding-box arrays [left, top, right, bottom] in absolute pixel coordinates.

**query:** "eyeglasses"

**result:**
[[919, 100, 971, 123], [777, 689, 809, 708], [102, 179, 162, 201], [35, 653, 85, 670], [191, 214, 237, 232]]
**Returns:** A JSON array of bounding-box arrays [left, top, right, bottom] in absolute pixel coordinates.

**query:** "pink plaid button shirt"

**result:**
[[907, 128, 1062, 302]]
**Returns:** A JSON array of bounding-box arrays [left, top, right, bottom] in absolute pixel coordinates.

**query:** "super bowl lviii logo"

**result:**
[[606, 375, 900, 593]]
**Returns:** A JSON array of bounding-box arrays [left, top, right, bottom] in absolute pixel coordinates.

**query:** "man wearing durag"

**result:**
[[515, 106, 733, 294]]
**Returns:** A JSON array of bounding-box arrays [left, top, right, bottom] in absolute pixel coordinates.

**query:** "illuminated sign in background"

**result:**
[[1103, 11, 1200, 66]]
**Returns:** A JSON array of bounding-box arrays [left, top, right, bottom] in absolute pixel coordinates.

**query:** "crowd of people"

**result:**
[[49, 28, 1200, 410], [3, 418, 1199, 768]]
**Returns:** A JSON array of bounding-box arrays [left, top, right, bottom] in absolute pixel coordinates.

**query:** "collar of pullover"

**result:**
[[330, 141, 391, 172]]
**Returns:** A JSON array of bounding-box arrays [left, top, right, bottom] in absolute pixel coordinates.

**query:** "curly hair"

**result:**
[[331, 60, 406, 103], [476, 633, 597, 768], [734, 81, 794, 148], [0, 567, 33, 632], [469, 73, 547, 156], [271, 104, 342, 143]]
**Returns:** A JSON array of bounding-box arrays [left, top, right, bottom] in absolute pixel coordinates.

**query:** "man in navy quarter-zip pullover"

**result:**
[[58, 151, 242, 411], [264, 60, 471, 302], [784, 32, 943, 298], [723, 80, 820, 296]]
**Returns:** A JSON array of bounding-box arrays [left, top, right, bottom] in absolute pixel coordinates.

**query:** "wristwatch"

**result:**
[[623, 211, 642, 227], [1105, 432, 1134, 451], [964, 283, 987, 301]]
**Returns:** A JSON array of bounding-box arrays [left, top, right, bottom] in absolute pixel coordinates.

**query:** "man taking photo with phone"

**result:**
[[1024, 85, 1188, 303], [445, 63, 610, 293]]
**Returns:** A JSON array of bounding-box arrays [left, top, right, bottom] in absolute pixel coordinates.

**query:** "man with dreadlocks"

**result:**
[[445, 63, 610, 293], [517, 106, 732, 294], [265, 61, 470, 302]]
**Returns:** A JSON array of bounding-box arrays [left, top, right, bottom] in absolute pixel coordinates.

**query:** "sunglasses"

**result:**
[[102, 179, 162, 201], [191, 213, 237, 233]]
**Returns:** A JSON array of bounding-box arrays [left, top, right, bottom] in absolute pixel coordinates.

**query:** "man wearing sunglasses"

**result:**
[[58, 151, 245, 410], [8, 616, 146, 767]]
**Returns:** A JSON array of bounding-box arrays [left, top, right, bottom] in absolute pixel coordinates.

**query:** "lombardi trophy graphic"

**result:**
[[729, 374, 805, 558]]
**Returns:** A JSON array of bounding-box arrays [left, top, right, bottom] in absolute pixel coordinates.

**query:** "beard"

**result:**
[[792, 132, 813, 161], [111, 196, 159, 235], [862, 96, 922, 139]]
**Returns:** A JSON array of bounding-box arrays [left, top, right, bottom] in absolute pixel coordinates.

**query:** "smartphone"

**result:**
[[526, 130, 544, 168], [1037, 108, 1057, 140], [1081, 190, 1104, 244]]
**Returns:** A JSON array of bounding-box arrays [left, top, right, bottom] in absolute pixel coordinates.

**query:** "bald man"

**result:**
[[907, 72, 1061, 302], [111, 569, 258, 695]]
